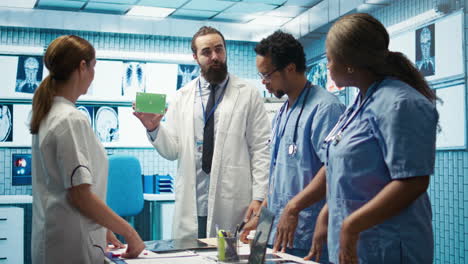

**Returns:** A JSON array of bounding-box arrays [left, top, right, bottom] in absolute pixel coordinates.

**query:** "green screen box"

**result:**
[[135, 92, 166, 114]]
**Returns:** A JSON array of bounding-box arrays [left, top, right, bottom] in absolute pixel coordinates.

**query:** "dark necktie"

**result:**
[[202, 84, 216, 174]]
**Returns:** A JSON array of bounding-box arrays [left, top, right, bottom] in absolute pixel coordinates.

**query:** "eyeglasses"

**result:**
[[257, 68, 278, 82]]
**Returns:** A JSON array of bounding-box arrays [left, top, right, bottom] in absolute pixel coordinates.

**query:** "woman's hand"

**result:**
[[338, 219, 359, 264]]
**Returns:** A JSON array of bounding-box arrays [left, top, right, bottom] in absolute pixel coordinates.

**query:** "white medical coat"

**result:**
[[150, 74, 271, 238], [32, 97, 108, 264]]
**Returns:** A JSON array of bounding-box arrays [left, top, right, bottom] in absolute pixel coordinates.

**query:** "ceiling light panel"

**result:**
[[127, 6, 175, 17], [137, 0, 188, 9], [0, 0, 37, 8], [182, 0, 234, 12]]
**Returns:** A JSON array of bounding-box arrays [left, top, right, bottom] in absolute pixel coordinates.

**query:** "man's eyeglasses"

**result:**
[[257, 68, 278, 82]]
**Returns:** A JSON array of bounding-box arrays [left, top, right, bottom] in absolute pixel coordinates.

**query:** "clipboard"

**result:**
[[135, 92, 166, 114]]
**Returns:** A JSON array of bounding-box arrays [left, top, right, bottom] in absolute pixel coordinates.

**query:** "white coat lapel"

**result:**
[[206, 75, 240, 235]]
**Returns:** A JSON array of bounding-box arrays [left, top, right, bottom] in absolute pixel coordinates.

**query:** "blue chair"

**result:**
[[106, 155, 144, 217]]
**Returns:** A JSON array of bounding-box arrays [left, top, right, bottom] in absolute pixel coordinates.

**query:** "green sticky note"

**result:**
[[135, 92, 166, 114]]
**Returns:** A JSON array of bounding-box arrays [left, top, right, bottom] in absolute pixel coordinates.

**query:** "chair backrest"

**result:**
[[106, 155, 144, 217]]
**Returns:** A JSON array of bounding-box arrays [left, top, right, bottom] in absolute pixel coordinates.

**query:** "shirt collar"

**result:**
[[54, 96, 75, 106], [199, 74, 229, 89]]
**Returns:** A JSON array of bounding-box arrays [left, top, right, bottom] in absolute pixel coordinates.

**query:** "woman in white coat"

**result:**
[[30, 35, 144, 264]]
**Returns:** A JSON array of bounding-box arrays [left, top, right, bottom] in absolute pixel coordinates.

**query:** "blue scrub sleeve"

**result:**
[[56, 112, 94, 189], [374, 98, 438, 179], [310, 102, 345, 163]]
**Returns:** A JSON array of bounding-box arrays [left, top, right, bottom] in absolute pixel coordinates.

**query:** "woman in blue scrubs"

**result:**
[[315, 13, 438, 263]]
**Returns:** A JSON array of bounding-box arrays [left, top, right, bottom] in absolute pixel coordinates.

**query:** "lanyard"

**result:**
[[272, 81, 311, 165], [324, 79, 383, 145], [198, 77, 229, 126]]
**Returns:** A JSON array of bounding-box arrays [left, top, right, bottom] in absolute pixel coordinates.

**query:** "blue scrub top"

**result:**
[[267, 84, 345, 251], [324, 78, 438, 264]]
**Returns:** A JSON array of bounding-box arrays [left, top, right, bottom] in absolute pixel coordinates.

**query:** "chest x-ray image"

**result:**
[[95, 106, 119, 143], [0, 104, 13, 142], [416, 24, 435, 77], [306, 60, 327, 89], [122, 62, 146, 98], [177, 64, 199, 90], [16, 56, 43, 94]]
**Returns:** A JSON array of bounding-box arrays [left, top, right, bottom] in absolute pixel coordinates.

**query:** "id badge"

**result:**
[[196, 140, 203, 153]]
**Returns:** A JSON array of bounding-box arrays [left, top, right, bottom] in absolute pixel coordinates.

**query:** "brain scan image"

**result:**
[[95, 106, 119, 142], [77, 106, 93, 126], [0, 105, 13, 142], [16, 56, 43, 94]]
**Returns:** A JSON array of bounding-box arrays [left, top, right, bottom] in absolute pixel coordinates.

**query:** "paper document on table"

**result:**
[[197, 237, 218, 247], [125, 255, 215, 264], [107, 245, 158, 258]]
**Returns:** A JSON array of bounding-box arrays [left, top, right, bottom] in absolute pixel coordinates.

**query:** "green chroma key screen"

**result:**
[[135, 92, 166, 114]]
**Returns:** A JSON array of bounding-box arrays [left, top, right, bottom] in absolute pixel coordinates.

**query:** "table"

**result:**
[[105, 242, 320, 264]]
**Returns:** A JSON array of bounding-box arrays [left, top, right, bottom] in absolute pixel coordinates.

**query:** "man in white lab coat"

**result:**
[[134, 26, 270, 239]]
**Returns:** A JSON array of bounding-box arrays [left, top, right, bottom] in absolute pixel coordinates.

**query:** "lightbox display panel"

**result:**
[[389, 11, 463, 82], [0, 104, 32, 147]]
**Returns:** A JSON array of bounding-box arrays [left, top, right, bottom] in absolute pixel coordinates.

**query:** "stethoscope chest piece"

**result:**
[[333, 133, 342, 146], [288, 143, 297, 156]]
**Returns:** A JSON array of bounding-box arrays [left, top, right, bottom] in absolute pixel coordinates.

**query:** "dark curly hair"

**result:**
[[254, 30, 306, 73]]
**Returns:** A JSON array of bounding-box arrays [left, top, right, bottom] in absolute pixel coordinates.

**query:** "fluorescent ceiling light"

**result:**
[[387, 9, 442, 36], [0, 0, 36, 8], [249, 16, 290, 26], [127, 6, 175, 18]]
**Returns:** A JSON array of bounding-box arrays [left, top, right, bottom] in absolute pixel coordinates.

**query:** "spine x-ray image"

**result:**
[[177, 64, 199, 90], [0, 104, 13, 142], [416, 24, 435, 77], [122, 62, 146, 98], [16, 56, 43, 94], [95, 106, 119, 143]]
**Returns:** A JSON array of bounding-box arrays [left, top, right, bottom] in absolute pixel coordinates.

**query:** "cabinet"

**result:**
[[0, 207, 24, 264]]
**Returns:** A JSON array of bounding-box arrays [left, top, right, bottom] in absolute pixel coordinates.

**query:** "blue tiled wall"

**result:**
[[0, 27, 259, 196], [305, 0, 468, 263]]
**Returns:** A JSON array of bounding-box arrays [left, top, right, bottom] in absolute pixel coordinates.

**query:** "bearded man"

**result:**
[[134, 26, 271, 239]]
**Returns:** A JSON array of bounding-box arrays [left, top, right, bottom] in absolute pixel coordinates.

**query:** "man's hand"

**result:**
[[240, 200, 262, 243], [132, 102, 165, 131], [272, 202, 299, 252], [244, 200, 262, 222]]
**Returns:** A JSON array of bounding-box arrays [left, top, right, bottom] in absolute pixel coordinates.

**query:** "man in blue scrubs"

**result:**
[[243, 31, 344, 261]]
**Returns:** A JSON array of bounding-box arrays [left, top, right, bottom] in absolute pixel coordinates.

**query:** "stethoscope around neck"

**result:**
[[323, 79, 384, 146], [272, 81, 312, 163]]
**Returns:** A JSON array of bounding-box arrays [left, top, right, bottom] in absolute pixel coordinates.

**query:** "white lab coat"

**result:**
[[32, 97, 108, 264], [151, 74, 270, 238]]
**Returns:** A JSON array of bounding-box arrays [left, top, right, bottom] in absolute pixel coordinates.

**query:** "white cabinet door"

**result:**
[[0, 207, 24, 264]]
